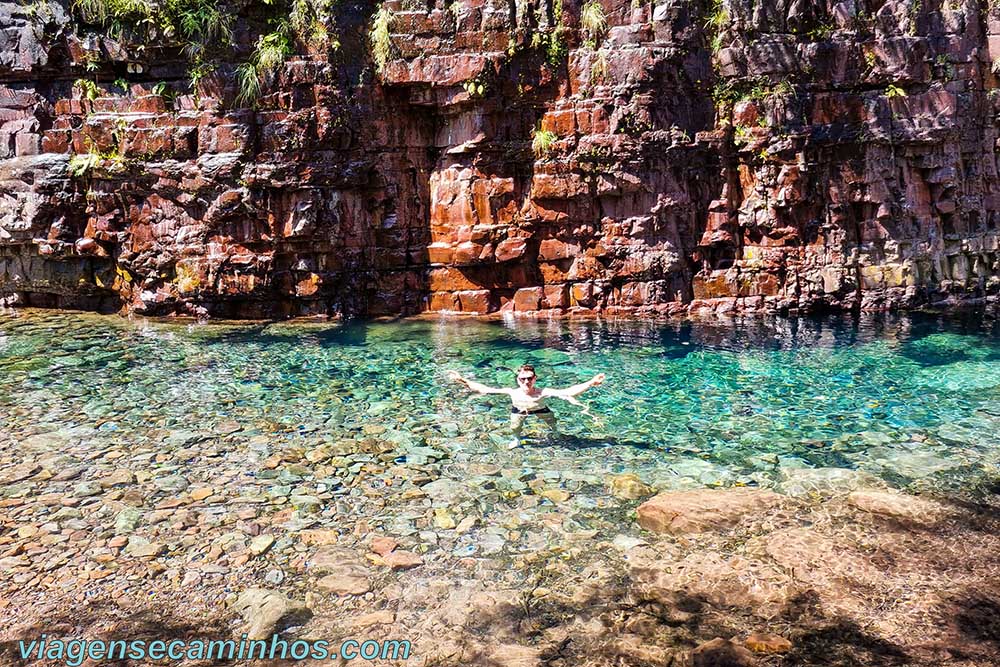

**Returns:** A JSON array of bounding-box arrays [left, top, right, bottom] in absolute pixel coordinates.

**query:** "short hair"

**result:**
[[517, 365, 536, 376]]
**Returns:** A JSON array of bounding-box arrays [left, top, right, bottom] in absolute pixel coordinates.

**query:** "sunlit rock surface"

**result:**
[[1, 0, 1000, 317]]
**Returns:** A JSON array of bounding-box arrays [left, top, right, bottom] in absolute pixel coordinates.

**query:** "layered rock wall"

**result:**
[[1, 0, 999, 318]]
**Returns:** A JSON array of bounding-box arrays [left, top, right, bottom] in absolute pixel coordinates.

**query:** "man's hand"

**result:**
[[445, 371, 507, 396], [547, 373, 606, 399]]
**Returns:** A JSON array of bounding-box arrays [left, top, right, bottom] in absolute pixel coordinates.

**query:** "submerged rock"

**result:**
[[114, 508, 143, 534], [636, 489, 784, 535], [123, 536, 163, 558], [153, 474, 189, 493], [0, 463, 40, 484], [607, 473, 654, 500], [863, 447, 962, 479], [315, 573, 372, 596], [776, 467, 883, 497], [309, 546, 368, 575], [539, 488, 571, 503], [486, 644, 542, 667], [102, 469, 135, 487], [290, 495, 323, 513], [72, 481, 102, 497], [249, 534, 275, 555], [370, 536, 398, 555], [233, 588, 312, 640], [382, 550, 424, 570], [692, 638, 756, 667], [847, 490, 945, 523]]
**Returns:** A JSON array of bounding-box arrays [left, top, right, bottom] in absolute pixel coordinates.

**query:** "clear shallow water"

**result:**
[[1, 309, 999, 496]]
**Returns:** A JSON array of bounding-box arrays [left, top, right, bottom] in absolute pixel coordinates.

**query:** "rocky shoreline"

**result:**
[[3, 428, 1000, 666]]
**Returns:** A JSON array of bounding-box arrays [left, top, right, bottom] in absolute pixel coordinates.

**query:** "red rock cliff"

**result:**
[[1, 0, 998, 318]]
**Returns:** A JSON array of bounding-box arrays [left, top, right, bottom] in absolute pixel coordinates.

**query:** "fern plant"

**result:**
[[546, 28, 569, 66], [152, 81, 170, 96], [257, 30, 292, 72], [705, 0, 728, 55], [733, 124, 752, 147], [71, 0, 237, 108], [73, 0, 150, 26], [370, 4, 394, 74], [74, 78, 101, 100], [174, 0, 233, 44], [83, 52, 101, 72], [532, 128, 558, 158], [885, 84, 907, 98], [235, 28, 292, 105], [188, 60, 214, 104], [291, 0, 335, 48], [863, 50, 878, 73], [68, 134, 128, 177], [69, 0, 346, 110], [69, 152, 101, 177], [704, 0, 727, 30]]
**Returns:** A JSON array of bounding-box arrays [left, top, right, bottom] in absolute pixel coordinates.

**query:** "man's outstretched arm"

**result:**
[[544, 373, 606, 399], [446, 370, 512, 395]]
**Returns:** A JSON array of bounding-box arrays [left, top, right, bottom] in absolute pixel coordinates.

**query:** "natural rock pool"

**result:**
[[2, 309, 998, 505], [3, 308, 1000, 666]]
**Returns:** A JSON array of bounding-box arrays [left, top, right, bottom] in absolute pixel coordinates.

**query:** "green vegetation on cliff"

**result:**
[[69, 0, 339, 105], [370, 4, 394, 74]]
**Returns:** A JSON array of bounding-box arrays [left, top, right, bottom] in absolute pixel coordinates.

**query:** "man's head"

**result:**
[[516, 364, 537, 388]]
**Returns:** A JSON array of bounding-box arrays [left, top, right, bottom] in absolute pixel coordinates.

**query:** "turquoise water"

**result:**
[[1, 309, 999, 497]]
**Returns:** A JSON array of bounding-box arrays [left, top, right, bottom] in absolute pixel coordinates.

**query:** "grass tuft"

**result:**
[[532, 128, 558, 158], [590, 49, 609, 84], [235, 62, 260, 106], [580, 0, 606, 46]]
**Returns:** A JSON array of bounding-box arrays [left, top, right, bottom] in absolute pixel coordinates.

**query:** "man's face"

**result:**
[[517, 373, 536, 388]]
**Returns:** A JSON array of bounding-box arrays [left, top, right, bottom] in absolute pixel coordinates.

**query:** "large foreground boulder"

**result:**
[[636, 489, 784, 535]]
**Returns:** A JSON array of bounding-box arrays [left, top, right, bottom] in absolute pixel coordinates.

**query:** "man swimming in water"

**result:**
[[446, 365, 606, 448]]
